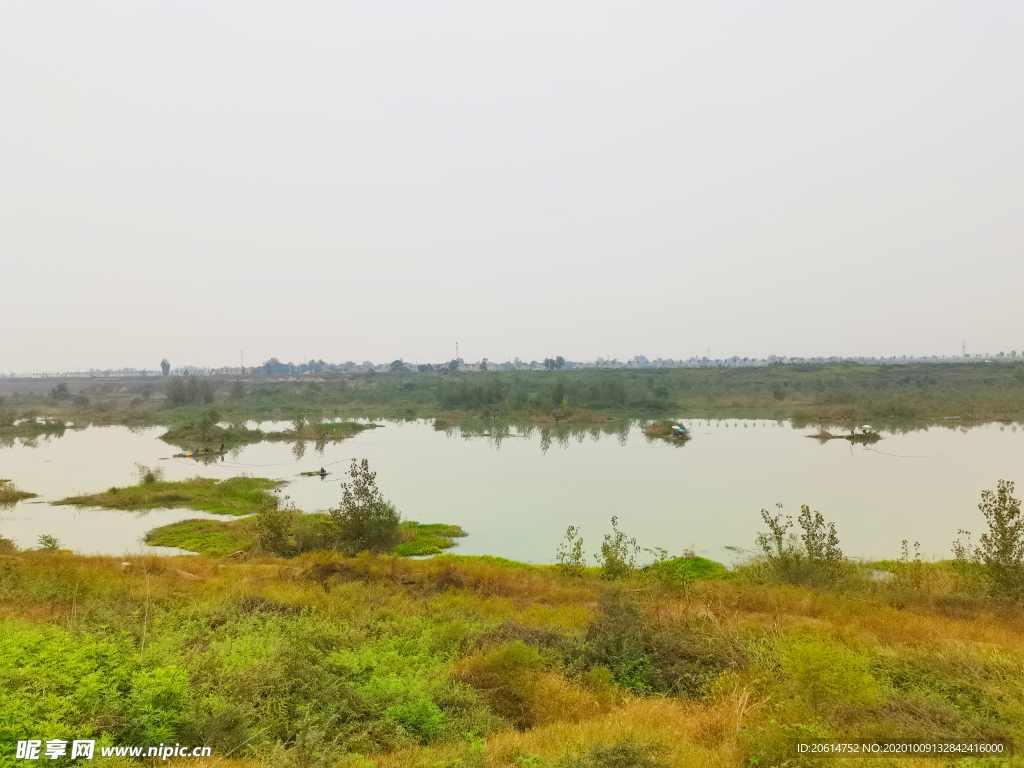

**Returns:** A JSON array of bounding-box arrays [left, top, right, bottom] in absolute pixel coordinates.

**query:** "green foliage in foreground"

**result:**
[[54, 476, 283, 516], [1, 544, 1023, 767]]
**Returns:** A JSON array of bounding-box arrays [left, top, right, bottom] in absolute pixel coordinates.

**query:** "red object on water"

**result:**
[[659, 428, 663, 431]]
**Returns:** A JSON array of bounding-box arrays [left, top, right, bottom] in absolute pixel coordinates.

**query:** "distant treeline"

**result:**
[[7, 363, 1024, 421], [184, 363, 1024, 419]]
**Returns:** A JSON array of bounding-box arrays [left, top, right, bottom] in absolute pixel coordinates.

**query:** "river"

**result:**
[[1, 418, 1021, 564]]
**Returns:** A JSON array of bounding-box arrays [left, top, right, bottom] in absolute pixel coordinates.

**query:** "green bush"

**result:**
[[329, 460, 403, 556], [126, 666, 193, 743], [557, 526, 586, 577], [584, 590, 654, 694], [778, 634, 879, 717], [754, 504, 845, 586], [385, 699, 446, 743], [953, 480, 1024, 599], [595, 517, 638, 580]]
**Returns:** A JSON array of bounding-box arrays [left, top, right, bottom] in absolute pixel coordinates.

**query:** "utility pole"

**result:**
[[456, 341, 459, 362], [962, 341, 966, 358], [241, 349, 244, 375]]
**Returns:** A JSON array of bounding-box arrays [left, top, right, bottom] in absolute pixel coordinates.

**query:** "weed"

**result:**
[[596, 517, 639, 580], [557, 526, 586, 577], [134, 463, 165, 485]]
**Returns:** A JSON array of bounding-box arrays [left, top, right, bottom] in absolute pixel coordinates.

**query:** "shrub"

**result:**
[[257, 503, 298, 556], [458, 641, 545, 728], [754, 503, 844, 586], [778, 634, 879, 717], [36, 534, 61, 550], [595, 517, 638, 580], [557, 526, 586, 577], [126, 666, 193, 744], [385, 699, 445, 743], [134, 463, 165, 485], [51, 382, 70, 400], [953, 480, 1024, 599], [329, 460, 402, 556], [584, 589, 654, 694]]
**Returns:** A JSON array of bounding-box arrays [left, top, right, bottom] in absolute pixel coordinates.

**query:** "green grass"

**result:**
[[145, 517, 261, 555], [54, 476, 283, 516], [1, 548, 1022, 767], [393, 522, 467, 556], [145, 516, 468, 557], [642, 555, 732, 581]]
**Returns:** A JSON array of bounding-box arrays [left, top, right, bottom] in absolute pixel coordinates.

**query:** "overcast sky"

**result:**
[[2, 2, 1022, 371]]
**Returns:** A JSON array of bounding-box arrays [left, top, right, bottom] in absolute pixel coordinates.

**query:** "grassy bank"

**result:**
[[146, 516, 468, 557], [54, 476, 283, 516], [161, 413, 377, 448], [0, 480, 37, 505], [0, 545, 1021, 767]]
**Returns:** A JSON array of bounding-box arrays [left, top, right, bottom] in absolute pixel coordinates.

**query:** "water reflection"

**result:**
[[435, 419, 636, 452]]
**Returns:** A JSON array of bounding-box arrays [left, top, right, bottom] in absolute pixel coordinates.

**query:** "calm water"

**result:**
[[1, 419, 1022, 563]]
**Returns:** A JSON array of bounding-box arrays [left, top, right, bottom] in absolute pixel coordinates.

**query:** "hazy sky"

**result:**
[[2, 2, 1022, 371]]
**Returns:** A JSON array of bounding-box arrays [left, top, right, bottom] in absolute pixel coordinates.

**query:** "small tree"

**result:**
[[595, 516, 639, 579], [954, 480, 1024, 599], [755, 504, 844, 585], [798, 505, 842, 564], [257, 501, 297, 557], [160, 359, 170, 376], [329, 460, 402, 555], [51, 383, 70, 400], [556, 526, 586, 577]]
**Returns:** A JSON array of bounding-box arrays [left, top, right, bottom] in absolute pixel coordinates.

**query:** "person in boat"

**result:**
[[320, 467, 325, 475]]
